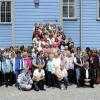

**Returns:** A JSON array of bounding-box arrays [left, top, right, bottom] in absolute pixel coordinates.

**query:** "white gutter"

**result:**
[[80, 0, 83, 49], [59, 0, 63, 27], [11, 0, 16, 46]]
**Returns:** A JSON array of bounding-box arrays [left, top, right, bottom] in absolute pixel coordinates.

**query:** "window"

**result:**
[[0, 1, 11, 23], [62, 0, 76, 19]]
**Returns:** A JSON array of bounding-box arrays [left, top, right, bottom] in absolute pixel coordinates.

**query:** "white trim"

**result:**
[[62, 0, 76, 20], [59, 0, 63, 26], [11, 0, 16, 46], [0, 0, 12, 1], [97, 0, 100, 19], [80, 0, 83, 49], [0, 22, 12, 24], [63, 17, 77, 20]]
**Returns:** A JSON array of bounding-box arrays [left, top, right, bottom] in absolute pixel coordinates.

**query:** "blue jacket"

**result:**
[[14, 56, 24, 71]]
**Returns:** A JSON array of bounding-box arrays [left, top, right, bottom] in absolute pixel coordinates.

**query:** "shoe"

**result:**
[[60, 84, 64, 90], [40, 88, 46, 91], [76, 85, 81, 88], [35, 89, 39, 91], [90, 86, 94, 88]]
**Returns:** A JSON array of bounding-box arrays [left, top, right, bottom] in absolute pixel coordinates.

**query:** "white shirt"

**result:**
[[56, 68, 68, 80], [33, 69, 45, 79], [65, 57, 75, 70], [51, 57, 61, 74], [85, 69, 89, 79]]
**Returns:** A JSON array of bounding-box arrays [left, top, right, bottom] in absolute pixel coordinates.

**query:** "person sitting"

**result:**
[[17, 71, 33, 91], [79, 61, 95, 88], [56, 59, 68, 89], [32, 66, 45, 91]]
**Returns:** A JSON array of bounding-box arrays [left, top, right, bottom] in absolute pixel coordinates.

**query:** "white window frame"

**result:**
[[97, 0, 100, 20], [0, 0, 12, 24], [62, 0, 76, 20]]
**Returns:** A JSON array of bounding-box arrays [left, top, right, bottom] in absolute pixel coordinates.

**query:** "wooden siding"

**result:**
[[63, 0, 100, 49], [63, 0, 81, 47], [82, 0, 100, 49], [0, 25, 12, 48], [15, 0, 60, 46]]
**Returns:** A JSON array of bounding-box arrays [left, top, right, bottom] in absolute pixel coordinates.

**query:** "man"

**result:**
[[32, 66, 45, 91], [74, 47, 84, 87], [79, 61, 95, 88]]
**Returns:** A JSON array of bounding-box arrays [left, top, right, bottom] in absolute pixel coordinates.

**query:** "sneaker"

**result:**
[[60, 84, 64, 90]]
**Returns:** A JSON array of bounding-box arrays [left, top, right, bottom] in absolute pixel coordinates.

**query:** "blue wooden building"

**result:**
[[0, 0, 100, 49]]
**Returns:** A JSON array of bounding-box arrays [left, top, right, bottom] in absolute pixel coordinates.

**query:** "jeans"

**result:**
[[75, 68, 80, 85], [58, 77, 68, 88]]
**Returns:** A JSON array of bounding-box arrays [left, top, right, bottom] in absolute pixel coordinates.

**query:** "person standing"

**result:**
[[74, 47, 84, 87]]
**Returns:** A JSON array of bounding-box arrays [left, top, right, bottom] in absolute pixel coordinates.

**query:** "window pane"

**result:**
[[63, 0, 68, 3], [63, 0, 68, 5], [69, 0, 74, 2], [6, 13, 11, 22], [1, 2, 5, 12], [69, 0, 74, 5], [6, 2, 11, 22], [6, 2, 11, 12], [1, 2, 5, 22], [63, 6, 68, 17], [69, 6, 74, 17], [1, 13, 5, 22]]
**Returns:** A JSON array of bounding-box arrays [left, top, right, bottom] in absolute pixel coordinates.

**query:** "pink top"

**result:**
[[24, 56, 32, 75], [43, 48, 51, 54], [52, 42, 60, 48]]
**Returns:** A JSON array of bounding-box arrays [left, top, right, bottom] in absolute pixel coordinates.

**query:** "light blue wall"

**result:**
[[0, 0, 100, 49], [63, 0, 100, 49], [63, 0, 81, 47], [15, 0, 60, 46], [82, 0, 100, 49], [0, 25, 12, 48]]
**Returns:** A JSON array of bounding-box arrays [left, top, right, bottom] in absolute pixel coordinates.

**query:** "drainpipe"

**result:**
[[80, 0, 82, 49], [11, 0, 16, 46], [59, 0, 63, 27]]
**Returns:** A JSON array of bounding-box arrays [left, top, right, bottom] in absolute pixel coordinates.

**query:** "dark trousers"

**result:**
[[10, 72, 16, 85], [0, 71, 3, 85], [4, 72, 10, 86], [33, 79, 45, 91], [79, 78, 95, 87], [68, 69, 75, 84], [58, 77, 68, 89], [46, 71, 53, 87], [52, 74, 58, 87]]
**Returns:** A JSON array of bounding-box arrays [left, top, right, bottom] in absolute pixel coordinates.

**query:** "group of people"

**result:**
[[0, 23, 99, 92]]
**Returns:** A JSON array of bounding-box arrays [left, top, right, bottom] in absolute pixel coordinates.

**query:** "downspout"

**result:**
[[59, 0, 63, 27], [80, 0, 82, 49], [11, 0, 16, 46]]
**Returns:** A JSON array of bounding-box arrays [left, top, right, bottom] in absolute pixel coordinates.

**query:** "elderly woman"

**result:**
[[56, 57, 68, 89], [17, 71, 33, 91]]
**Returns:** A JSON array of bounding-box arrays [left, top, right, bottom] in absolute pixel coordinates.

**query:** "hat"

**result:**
[[76, 47, 81, 50], [86, 47, 90, 52]]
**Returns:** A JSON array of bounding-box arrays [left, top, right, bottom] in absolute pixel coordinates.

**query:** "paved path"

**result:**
[[0, 84, 99, 100]]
